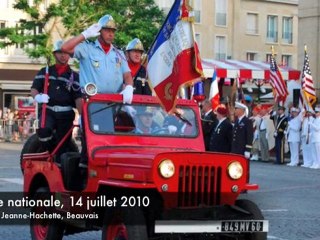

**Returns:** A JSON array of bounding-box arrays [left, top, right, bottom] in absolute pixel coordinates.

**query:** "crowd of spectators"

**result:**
[[0, 108, 37, 142]]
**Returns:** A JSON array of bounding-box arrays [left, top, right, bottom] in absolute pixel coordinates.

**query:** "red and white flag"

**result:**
[[301, 46, 316, 109], [147, 0, 203, 112], [269, 54, 288, 104]]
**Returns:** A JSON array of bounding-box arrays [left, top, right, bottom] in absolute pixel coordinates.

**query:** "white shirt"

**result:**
[[204, 109, 213, 117], [310, 117, 320, 143], [215, 117, 226, 131], [302, 116, 314, 137], [238, 114, 246, 123], [287, 115, 301, 143], [259, 117, 266, 130]]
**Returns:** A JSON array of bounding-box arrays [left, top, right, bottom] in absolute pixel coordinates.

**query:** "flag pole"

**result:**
[[270, 45, 278, 109], [137, 0, 178, 89]]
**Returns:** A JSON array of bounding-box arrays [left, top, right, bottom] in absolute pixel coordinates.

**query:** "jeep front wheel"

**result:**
[[30, 187, 65, 240], [235, 199, 267, 240], [102, 207, 148, 240]]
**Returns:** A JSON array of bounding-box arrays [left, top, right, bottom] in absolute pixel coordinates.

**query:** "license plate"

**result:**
[[221, 220, 264, 232]]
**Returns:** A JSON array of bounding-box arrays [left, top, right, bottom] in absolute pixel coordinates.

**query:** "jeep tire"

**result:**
[[30, 187, 65, 240], [102, 206, 148, 240], [235, 199, 267, 240]]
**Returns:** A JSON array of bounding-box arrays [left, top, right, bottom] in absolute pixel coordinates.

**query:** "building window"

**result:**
[[193, 0, 201, 23], [247, 52, 257, 61], [215, 36, 226, 60], [215, 0, 227, 26], [247, 13, 258, 34], [266, 54, 278, 63], [282, 17, 293, 44], [195, 33, 201, 52], [15, 23, 25, 49], [33, 24, 44, 35], [267, 15, 278, 43], [0, 20, 8, 54], [0, 21, 6, 39], [281, 55, 292, 67]]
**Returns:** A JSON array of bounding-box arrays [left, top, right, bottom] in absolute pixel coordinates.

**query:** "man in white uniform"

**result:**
[[309, 107, 320, 169], [301, 110, 314, 167], [286, 107, 301, 166]]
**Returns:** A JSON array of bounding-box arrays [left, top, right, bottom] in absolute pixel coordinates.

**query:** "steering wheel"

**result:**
[[151, 127, 170, 134]]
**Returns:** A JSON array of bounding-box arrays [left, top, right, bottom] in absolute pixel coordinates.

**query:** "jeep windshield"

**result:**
[[88, 102, 198, 137]]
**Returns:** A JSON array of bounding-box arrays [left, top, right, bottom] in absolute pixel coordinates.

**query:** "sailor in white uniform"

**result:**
[[309, 107, 320, 169], [301, 110, 314, 167], [286, 107, 301, 166]]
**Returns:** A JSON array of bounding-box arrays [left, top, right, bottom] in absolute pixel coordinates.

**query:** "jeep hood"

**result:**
[[91, 145, 196, 168]]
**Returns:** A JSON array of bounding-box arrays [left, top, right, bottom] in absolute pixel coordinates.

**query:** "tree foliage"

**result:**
[[0, 0, 165, 62]]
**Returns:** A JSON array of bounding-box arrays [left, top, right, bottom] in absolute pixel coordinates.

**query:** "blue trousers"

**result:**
[[275, 136, 285, 164]]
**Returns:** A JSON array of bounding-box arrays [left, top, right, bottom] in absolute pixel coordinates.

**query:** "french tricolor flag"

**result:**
[[209, 69, 220, 110], [147, 0, 203, 112]]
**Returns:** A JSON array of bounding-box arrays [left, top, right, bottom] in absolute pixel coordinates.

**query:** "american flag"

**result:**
[[269, 55, 288, 103], [301, 49, 316, 107]]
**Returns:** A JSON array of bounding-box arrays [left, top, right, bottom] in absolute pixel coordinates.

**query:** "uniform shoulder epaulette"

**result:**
[[85, 39, 95, 45]]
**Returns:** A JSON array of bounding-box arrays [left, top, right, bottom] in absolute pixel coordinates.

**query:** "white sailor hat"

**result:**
[[290, 107, 300, 113], [306, 108, 315, 113], [235, 102, 247, 110]]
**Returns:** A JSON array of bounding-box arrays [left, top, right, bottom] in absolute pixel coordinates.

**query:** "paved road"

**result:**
[[0, 142, 320, 239]]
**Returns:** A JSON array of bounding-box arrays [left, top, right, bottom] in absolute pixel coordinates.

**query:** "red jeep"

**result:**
[[21, 91, 268, 240]]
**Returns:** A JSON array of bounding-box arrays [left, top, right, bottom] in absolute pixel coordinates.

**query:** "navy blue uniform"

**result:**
[[231, 116, 253, 155], [201, 111, 218, 151], [209, 118, 232, 153], [31, 65, 82, 153], [271, 114, 288, 164], [133, 66, 152, 95]]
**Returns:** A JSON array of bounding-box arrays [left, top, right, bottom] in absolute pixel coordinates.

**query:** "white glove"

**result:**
[[120, 85, 134, 104], [244, 151, 251, 159], [81, 23, 101, 39], [168, 125, 177, 134], [124, 105, 136, 117], [34, 94, 49, 103]]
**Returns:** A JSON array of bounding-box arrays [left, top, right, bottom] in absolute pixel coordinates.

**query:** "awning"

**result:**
[[202, 59, 301, 80]]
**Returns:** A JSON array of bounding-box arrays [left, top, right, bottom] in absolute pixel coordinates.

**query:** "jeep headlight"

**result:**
[[227, 161, 243, 180], [159, 159, 175, 178]]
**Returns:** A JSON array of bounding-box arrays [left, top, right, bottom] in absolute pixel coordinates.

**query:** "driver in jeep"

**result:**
[[135, 107, 160, 134]]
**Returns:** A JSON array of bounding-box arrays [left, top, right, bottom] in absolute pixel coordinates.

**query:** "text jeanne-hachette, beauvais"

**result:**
[[1, 211, 62, 219]]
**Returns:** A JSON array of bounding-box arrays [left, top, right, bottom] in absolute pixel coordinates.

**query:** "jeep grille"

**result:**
[[178, 166, 222, 207]]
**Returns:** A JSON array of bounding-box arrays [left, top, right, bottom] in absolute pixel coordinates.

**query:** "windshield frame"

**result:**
[[87, 101, 199, 138]]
